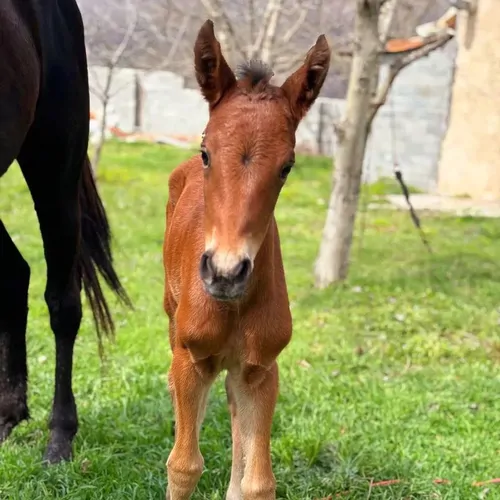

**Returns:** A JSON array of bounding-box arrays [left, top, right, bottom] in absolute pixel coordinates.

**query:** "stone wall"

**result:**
[[88, 65, 342, 154], [366, 39, 458, 191], [89, 41, 457, 192]]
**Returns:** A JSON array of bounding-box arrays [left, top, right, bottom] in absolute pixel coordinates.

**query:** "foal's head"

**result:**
[[194, 20, 330, 301]]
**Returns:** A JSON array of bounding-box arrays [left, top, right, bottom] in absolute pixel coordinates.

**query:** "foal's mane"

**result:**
[[236, 60, 274, 86], [235, 60, 281, 99]]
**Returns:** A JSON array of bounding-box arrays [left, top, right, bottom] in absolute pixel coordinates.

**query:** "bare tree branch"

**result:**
[[369, 31, 453, 121], [110, 1, 138, 67], [247, 0, 257, 49], [250, 0, 284, 61], [378, 0, 399, 42], [84, 0, 142, 170], [281, 1, 309, 44], [142, 4, 194, 71], [199, 0, 247, 62], [193, 0, 348, 78]]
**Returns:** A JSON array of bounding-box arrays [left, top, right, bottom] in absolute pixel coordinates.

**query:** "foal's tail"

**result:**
[[78, 155, 132, 353]]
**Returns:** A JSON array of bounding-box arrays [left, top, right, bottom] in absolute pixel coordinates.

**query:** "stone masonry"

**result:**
[[89, 41, 457, 192]]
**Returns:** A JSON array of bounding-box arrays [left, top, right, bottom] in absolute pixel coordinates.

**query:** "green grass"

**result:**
[[1, 141, 500, 499]]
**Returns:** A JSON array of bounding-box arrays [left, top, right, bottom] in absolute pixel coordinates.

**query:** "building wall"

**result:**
[[438, 0, 500, 200], [88, 65, 342, 155], [365, 40, 457, 191], [89, 42, 457, 192]]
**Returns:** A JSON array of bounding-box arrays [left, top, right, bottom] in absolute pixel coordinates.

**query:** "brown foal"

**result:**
[[163, 19, 331, 500]]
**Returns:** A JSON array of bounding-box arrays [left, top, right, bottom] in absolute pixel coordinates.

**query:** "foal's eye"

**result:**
[[200, 149, 210, 168], [280, 162, 294, 180]]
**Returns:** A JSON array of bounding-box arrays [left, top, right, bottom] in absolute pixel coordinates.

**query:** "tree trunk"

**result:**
[[314, 0, 381, 287], [92, 97, 107, 172], [134, 71, 143, 132], [92, 67, 113, 172], [378, 0, 399, 43]]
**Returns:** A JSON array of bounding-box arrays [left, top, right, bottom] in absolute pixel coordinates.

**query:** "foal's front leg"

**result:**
[[228, 362, 279, 500], [225, 374, 244, 500], [166, 347, 216, 500]]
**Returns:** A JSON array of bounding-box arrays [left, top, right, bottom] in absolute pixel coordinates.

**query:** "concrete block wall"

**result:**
[[366, 40, 458, 192], [89, 40, 457, 192], [89, 65, 343, 150], [88, 66, 137, 132]]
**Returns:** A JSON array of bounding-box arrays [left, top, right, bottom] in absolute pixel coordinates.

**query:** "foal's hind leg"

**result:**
[[0, 220, 30, 442], [18, 145, 84, 464]]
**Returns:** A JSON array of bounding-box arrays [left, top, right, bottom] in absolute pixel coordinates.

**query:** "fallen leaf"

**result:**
[[371, 479, 402, 487], [355, 346, 365, 356], [433, 478, 451, 484], [473, 478, 500, 487]]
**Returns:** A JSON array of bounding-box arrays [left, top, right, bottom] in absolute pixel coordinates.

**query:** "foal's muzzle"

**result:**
[[199, 251, 252, 301]]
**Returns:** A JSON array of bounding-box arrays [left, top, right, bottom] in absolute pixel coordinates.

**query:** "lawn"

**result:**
[[1, 141, 500, 500]]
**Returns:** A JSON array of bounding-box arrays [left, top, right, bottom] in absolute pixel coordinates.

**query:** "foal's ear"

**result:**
[[194, 19, 237, 109], [281, 35, 331, 123]]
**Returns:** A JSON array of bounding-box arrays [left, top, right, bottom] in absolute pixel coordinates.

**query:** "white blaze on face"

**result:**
[[205, 227, 218, 254], [205, 228, 259, 276], [239, 239, 260, 266], [211, 250, 245, 277]]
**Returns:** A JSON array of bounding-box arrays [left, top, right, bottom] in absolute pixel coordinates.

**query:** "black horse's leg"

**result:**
[[29, 197, 81, 464], [0, 219, 30, 442], [18, 145, 84, 463], [39, 200, 81, 464]]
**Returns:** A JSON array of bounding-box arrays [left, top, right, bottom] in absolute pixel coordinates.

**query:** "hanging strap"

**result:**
[[389, 97, 433, 254]]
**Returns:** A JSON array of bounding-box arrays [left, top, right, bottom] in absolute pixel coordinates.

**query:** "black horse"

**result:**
[[0, 0, 131, 463]]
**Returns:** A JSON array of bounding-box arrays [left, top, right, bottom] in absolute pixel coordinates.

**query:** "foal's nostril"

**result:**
[[199, 251, 215, 281], [232, 258, 252, 283]]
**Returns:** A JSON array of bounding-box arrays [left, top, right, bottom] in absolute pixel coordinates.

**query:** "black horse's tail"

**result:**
[[78, 155, 132, 353]]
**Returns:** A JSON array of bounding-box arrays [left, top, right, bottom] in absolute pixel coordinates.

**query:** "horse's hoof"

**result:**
[[0, 422, 15, 444], [0, 406, 29, 444], [42, 431, 73, 465]]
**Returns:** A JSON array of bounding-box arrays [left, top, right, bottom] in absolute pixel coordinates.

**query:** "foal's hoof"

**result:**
[[43, 432, 73, 464]]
